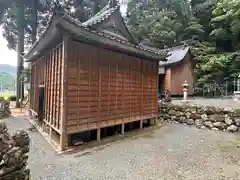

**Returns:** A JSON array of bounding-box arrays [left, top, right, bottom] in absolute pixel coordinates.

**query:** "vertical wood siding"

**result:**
[[30, 57, 45, 113], [30, 43, 63, 132], [65, 41, 158, 134], [163, 68, 171, 93], [170, 54, 194, 95]]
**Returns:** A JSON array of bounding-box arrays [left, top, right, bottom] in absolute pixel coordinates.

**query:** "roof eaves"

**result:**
[[25, 9, 167, 61], [24, 12, 56, 59]]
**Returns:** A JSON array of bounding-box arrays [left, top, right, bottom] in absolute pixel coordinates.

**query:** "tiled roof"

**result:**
[[62, 13, 166, 56], [159, 45, 190, 67], [25, 2, 167, 60], [82, 3, 120, 27]]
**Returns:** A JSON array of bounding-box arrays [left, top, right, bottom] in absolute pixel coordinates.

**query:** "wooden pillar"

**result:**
[[60, 35, 69, 151], [121, 123, 125, 135], [140, 120, 143, 129], [155, 61, 159, 126]]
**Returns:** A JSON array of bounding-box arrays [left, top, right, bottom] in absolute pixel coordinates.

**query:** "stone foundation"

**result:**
[[159, 102, 240, 132], [0, 121, 30, 180], [0, 98, 11, 119]]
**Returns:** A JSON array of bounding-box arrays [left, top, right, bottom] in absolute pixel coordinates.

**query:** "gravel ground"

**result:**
[[172, 98, 240, 108], [3, 115, 240, 180]]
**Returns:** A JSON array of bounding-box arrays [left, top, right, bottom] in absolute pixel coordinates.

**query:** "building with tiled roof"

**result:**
[[26, 0, 168, 151], [158, 45, 194, 96]]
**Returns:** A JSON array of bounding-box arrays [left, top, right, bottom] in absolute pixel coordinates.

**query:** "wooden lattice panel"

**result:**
[[30, 43, 63, 132], [65, 41, 158, 134]]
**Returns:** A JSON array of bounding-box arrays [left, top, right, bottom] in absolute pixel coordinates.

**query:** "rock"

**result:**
[[235, 109, 240, 117], [171, 116, 178, 121], [235, 118, 240, 126], [158, 102, 240, 133], [204, 121, 213, 128], [175, 111, 182, 117], [186, 119, 194, 125], [179, 116, 185, 123], [223, 108, 233, 114], [0, 98, 11, 119], [211, 127, 219, 131], [213, 122, 226, 130], [203, 106, 217, 115], [227, 125, 238, 132], [225, 115, 233, 125], [195, 119, 203, 128], [209, 114, 225, 122], [0, 121, 30, 178], [185, 112, 191, 119], [191, 113, 201, 120], [201, 114, 208, 121]]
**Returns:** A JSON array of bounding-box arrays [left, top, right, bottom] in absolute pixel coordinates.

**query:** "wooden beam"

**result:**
[[141, 60, 144, 128], [121, 123, 125, 135], [97, 50, 102, 143], [60, 35, 70, 151], [155, 61, 159, 125]]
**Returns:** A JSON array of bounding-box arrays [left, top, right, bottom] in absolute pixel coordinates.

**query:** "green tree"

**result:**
[[127, 0, 240, 89]]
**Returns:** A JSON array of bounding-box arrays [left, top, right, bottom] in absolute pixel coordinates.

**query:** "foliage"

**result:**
[[0, 72, 16, 91], [0, 0, 109, 51], [0, 0, 109, 107], [127, 0, 240, 88]]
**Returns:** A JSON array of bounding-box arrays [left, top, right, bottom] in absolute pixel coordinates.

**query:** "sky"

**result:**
[[0, 1, 128, 67], [0, 27, 17, 66]]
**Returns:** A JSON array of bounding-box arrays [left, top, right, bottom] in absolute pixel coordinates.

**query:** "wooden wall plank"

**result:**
[[64, 41, 158, 134]]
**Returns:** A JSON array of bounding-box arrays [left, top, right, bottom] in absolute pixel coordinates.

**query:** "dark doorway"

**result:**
[[38, 85, 45, 122], [158, 74, 165, 97]]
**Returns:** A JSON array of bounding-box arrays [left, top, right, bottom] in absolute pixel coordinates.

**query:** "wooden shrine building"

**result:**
[[158, 45, 194, 96], [25, 0, 167, 151]]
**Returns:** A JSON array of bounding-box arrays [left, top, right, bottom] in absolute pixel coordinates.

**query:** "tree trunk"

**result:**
[[26, 0, 37, 109], [31, 0, 37, 44], [15, 2, 25, 108], [0, 5, 5, 24]]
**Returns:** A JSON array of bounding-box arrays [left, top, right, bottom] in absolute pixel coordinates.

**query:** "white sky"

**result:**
[[0, 2, 128, 67], [0, 27, 17, 66]]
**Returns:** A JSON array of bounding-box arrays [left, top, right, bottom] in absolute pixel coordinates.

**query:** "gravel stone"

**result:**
[[235, 118, 240, 126], [213, 122, 226, 130], [204, 121, 213, 128], [211, 127, 219, 131], [201, 114, 208, 121], [195, 119, 203, 128], [186, 119, 194, 125], [227, 125, 238, 133], [4, 115, 240, 180], [225, 115, 233, 125]]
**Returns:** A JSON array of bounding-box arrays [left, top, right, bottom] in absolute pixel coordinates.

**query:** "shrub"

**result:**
[[7, 95, 17, 101]]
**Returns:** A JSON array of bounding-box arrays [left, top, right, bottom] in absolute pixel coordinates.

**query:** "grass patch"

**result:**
[[0, 91, 15, 99], [0, 90, 28, 100]]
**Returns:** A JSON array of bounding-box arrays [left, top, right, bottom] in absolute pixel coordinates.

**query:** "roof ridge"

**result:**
[[82, 3, 120, 27], [59, 14, 167, 56]]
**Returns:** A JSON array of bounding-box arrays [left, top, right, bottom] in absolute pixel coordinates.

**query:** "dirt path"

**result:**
[[3, 115, 240, 180]]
